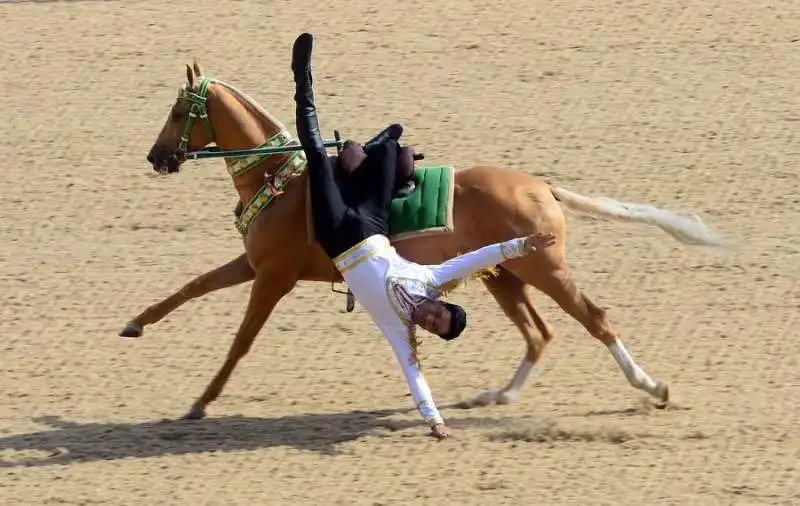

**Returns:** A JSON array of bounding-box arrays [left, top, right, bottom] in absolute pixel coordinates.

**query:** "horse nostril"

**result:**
[[146, 154, 155, 164]]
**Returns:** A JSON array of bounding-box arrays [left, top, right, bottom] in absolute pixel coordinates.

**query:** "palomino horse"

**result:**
[[132, 59, 729, 420]]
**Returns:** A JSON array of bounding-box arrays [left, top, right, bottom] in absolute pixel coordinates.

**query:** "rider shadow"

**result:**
[[0, 406, 510, 468]]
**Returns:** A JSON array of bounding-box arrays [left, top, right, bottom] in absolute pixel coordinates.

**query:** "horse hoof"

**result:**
[[183, 406, 206, 420], [472, 389, 503, 407], [654, 381, 670, 408], [655, 381, 669, 402], [119, 322, 143, 338], [495, 390, 519, 405]]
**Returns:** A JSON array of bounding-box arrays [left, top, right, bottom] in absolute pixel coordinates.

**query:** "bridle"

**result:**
[[170, 76, 308, 237], [176, 77, 215, 154]]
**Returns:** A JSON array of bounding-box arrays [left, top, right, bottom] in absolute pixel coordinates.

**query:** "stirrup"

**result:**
[[331, 281, 357, 313]]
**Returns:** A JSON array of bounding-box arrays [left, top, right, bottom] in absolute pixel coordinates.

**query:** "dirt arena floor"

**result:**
[[1, 0, 798, 504]]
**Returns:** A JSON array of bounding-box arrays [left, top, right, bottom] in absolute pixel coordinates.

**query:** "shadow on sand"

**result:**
[[0, 405, 513, 468]]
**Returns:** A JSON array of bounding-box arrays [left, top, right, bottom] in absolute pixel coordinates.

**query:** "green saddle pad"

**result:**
[[389, 166, 455, 240]]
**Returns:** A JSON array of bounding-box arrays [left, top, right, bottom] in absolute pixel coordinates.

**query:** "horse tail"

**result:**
[[549, 185, 733, 249]]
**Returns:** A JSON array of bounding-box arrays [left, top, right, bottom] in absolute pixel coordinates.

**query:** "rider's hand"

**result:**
[[522, 232, 557, 254], [431, 422, 451, 440]]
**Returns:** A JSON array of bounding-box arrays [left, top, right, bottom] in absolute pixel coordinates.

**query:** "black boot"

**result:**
[[364, 123, 403, 150], [292, 33, 324, 152], [394, 146, 416, 197], [364, 124, 415, 197]]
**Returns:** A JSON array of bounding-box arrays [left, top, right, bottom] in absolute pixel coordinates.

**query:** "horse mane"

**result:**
[[207, 78, 288, 133]]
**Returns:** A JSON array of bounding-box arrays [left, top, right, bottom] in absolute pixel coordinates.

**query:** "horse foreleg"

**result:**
[[184, 269, 297, 420], [465, 268, 555, 408], [120, 253, 255, 338]]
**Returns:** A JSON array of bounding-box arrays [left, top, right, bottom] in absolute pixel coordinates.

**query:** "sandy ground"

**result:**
[[1, 0, 798, 504]]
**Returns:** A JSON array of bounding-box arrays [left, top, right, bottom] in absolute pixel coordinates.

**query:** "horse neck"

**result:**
[[207, 81, 294, 203]]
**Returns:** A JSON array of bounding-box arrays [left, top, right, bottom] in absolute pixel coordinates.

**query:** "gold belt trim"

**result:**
[[334, 236, 392, 274]]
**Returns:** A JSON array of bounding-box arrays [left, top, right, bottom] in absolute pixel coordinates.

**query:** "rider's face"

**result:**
[[412, 299, 452, 336]]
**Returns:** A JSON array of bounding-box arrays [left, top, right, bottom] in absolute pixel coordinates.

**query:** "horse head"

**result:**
[[147, 58, 216, 174]]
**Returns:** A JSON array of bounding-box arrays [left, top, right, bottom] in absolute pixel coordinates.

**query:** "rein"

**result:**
[[177, 77, 344, 236]]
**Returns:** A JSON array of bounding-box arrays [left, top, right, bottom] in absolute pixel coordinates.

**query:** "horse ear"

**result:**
[[192, 57, 204, 79], [185, 63, 196, 89]]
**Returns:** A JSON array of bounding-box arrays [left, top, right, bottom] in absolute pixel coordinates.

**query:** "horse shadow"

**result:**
[[0, 405, 511, 468]]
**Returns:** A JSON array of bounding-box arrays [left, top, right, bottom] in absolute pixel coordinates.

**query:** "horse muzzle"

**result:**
[[147, 144, 184, 174]]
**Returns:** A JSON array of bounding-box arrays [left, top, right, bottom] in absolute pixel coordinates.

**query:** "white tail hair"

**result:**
[[550, 186, 734, 249]]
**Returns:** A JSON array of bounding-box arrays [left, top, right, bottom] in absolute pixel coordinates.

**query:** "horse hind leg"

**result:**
[[463, 268, 555, 408], [508, 260, 669, 404]]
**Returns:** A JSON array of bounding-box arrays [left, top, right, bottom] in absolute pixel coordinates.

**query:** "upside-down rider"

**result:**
[[291, 32, 557, 440]]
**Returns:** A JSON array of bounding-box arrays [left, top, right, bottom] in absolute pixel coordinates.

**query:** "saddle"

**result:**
[[336, 123, 417, 198]]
